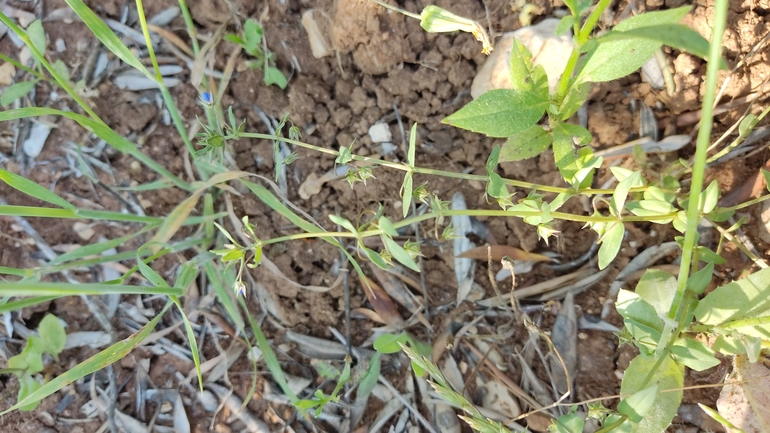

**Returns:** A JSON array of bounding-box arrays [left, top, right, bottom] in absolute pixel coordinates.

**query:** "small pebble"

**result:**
[[55, 38, 66, 52]]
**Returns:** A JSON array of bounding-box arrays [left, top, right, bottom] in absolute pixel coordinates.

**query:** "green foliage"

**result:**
[[618, 353, 683, 433], [225, 18, 287, 88]]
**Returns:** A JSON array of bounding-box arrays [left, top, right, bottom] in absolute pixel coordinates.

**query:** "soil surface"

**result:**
[[0, 0, 769, 432]]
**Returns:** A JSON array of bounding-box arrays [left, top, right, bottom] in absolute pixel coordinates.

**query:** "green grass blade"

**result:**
[[170, 295, 203, 391], [0, 169, 76, 209], [63, 0, 149, 75], [0, 107, 192, 191], [0, 282, 183, 297], [239, 296, 298, 404], [3, 303, 171, 413], [0, 267, 35, 277], [204, 262, 244, 331], [0, 205, 159, 224], [49, 227, 156, 265], [113, 179, 175, 191], [0, 296, 59, 315]]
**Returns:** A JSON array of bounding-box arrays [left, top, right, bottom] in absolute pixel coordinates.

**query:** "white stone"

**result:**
[[471, 18, 574, 99], [368, 122, 392, 143]]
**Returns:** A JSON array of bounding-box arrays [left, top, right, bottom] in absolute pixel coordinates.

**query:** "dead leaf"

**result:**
[[0, 62, 15, 86], [717, 354, 770, 432], [361, 276, 405, 329], [458, 245, 552, 262]]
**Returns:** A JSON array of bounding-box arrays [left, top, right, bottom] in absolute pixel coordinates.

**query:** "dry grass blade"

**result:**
[[360, 275, 406, 329], [458, 245, 552, 262], [478, 266, 598, 307]]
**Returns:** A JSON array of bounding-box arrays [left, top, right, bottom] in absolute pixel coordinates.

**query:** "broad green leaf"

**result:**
[[500, 125, 551, 162], [635, 269, 677, 318], [64, 0, 149, 75], [695, 246, 726, 265], [596, 24, 727, 69], [329, 214, 358, 235], [9, 336, 45, 374], [0, 81, 37, 107], [577, 7, 691, 83], [382, 236, 420, 272], [38, 315, 66, 357], [5, 304, 170, 414], [336, 146, 353, 165], [26, 20, 46, 55], [619, 353, 683, 433], [612, 171, 643, 216], [552, 122, 592, 182], [671, 337, 719, 371], [694, 268, 770, 339], [486, 145, 501, 172], [443, 89, 548, 138], [559, 81, 590, 121], [617, 385, 658, 423], [373, 332, 410, 353], [18, 373, 42, 412], [598, 222, 624, 269], [355, 352, 381, 404], [243, 19, 264, 52], [549, 411, 585, 433], [686, 263, 714, 295], [264, 66, 287, 89], [509, 39, 548, 98], [378, 216, 399, 237], [0, 168, 75, 209], [616, 289, 664, 351], [487, 173, 510, 200]]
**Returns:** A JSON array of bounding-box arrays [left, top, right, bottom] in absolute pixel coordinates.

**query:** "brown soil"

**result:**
[[0, 0, 769, 432]]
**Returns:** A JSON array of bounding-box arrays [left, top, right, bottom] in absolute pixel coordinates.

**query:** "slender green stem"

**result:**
[[237, 132, 662, 196], [134, 0, 162, 81], [578, 0, 613, 44], [668, 0, 728, 319], [555, 50, 581, 101], [370, 0, 422, 19], [177, 0, 200, 54], [0, 53, 43, 79], [721, 315, 770, 329]]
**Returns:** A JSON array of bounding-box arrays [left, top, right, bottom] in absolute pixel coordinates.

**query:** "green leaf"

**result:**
[[26, 20, 46, 55], [0, 168, 75, 209], [616, 289, 664, 351], [694, 268, 770, 339], [549, 411, 585, 433], [596, 24, 727, 70], [373, 332, 410, 353], [739, 114, 757, 137], [559, 81, 591, 121], [64, 0, 150, 76], [700, 180, 719, 214], [408, 123, 417, 167], [9, 336, 45, 374], [762, 169, 770, 193], [136, 248, 169, 287], [500, 125, 551, 162], [552, 122, 592, 182], [612, 171, 643, 216], [671, 337, 720, 371], [401, 173, 413, 219], [577, 6, 691, 83], [378, 216, 399, 237], [486, 145, 501, 172], [356, 352, 381, 404], [617, 385, 658, 423], [223, 34, 245, 46], [51, 60, 70, 83], [686, 263, 714, 295], [443, 89, 548, 138], [487, 173, 510, 200], [0, 81, 37, 107], [38, 315, 66, 357], [509, 39, 548, 98], [336, 146, 353, 165], [598, 222, 624, 269], [17, 373, 42, 412], [555, 16, 576, 36], [329, 214, 358, 235], [243, 19, 264, 53], [635, 269, 677, 318], [619, 353, 683, 433], [174, 261, 199, 290], [264, 66, 287, 89], [695, 246, 726, 265], [362, 246, 389, 270], [382, 236, 420, 272]]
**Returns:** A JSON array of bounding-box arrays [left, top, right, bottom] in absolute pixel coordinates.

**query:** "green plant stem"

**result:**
[[578, 0, 613, 43], [668, 0, 728, 319], [237, 132, 660, 196], [720, 194, 770, 212], [370, 0, 422, 19], [261, 208, 678, 246], [134, 0, 162, 82], [555, 50, 580, 101], [0, 53, 43, 79], [177, 0, 200, 54]]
